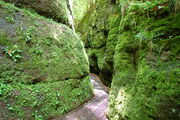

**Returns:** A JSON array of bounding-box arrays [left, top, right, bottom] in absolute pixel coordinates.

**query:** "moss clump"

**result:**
[[0, 1, 93, 119]]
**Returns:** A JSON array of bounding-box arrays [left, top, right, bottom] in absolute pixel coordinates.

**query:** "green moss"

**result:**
[[0, 76, 93, 119], [76, 1, 179, 118], [0, 31, 10, 45], [108, 1, 180, 119], [5, 16, 15, 23], [91, 32, 106, 48], [105, 14, 120, 63], [76, 0, 119, 86], [0, 1, 90, 82]]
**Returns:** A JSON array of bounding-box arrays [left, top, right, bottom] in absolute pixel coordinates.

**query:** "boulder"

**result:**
[[0, 1, 93, 119], [2, 0, 71, 25]]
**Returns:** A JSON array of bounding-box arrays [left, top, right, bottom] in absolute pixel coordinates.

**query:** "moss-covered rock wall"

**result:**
[[77, 0, 119, 86], [0, 1, 93, 119], [108, 0, 180, 119], [77, 0, 180, 119]]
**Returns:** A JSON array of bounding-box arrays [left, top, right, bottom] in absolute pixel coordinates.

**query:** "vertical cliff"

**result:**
[[109, 0, 180, 119], [77, 0, 119, 86]]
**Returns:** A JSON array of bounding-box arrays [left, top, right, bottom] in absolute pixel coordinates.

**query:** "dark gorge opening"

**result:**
[[90, 55, 100, 75], [110, 0, 116, 4], [99, 70, 113, 87], [89, 54, 113, 87]]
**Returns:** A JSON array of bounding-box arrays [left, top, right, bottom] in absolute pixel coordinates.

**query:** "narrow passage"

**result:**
[[52, 73, 109, 120]]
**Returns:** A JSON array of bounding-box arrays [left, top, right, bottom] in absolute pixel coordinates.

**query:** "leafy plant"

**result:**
[[5, 16, 15, 23], [35, 111, 43, 120], [24, 27, 36, 43], [3, 45, 22, 62], [0, 84, 12, 97], [25, 34, 32, 43]]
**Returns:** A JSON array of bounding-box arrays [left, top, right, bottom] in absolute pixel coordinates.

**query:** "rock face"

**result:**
[[0, 1, 93, 119], [77, 0, 180, 120], [2, 0, 71, 25]]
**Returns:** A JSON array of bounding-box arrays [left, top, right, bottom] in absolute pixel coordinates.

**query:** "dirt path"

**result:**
[[52, 73, 109, 120]]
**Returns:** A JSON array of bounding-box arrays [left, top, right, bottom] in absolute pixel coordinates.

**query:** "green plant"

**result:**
[[24, 27, 37, 43], [5, 16, 15, 23], [25, 34, 32, 43], [3, 45, 22, 62], [16, 26, 37, 44], [35, 111, 43, 120], [0, 83, 12, 97]]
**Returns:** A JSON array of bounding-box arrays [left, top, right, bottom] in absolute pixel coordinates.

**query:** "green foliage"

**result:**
[[0, 77, 93, 119], [5, 16, 15, 23], [0, 84, 12, 97], [24, 28, 35, 43], [43, 37, 53, 46], [3, 45, 22, 62], [35, 111, 43, 120]]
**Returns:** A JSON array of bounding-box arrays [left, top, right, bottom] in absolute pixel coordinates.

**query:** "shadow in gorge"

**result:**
[[90, 55, 112, 87], [99, 70, 112, 87], [90, 55, 100, 75], [110, 0, 116, 4]]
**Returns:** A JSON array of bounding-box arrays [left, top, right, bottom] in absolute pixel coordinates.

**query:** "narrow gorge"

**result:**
[[0, 0, 179, 120]]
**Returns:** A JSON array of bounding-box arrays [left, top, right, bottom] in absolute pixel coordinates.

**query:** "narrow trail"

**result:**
[[52, 73, 109, 120]]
